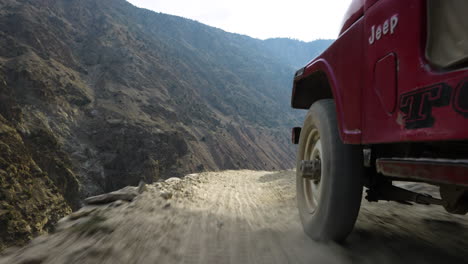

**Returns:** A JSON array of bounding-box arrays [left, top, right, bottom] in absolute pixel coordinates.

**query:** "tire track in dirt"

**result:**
[[2, 170, 468, 264]]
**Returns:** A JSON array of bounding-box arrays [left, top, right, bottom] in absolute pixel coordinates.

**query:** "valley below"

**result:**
[[2, 170, 468, 264]]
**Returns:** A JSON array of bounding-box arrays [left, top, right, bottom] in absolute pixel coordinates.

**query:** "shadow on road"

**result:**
[[259, 170, 468, 263], [344, 224, 467, 263]]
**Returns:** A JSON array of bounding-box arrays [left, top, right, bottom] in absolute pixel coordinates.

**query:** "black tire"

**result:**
[[296, 99, 363, 242]]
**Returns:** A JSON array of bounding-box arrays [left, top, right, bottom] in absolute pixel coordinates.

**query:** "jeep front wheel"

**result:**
[[296, 99, 363, 242]]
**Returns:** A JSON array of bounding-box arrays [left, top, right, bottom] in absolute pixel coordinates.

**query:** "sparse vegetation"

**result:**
[[0, 0, 330, 250]]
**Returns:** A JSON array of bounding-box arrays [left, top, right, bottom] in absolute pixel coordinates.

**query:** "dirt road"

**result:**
[[1, 170, 468, 264]]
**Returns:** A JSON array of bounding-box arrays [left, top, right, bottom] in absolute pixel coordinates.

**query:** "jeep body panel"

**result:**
[[362, 0, 468, 143], [293, 16, 365, 143], [292, 0, 468, 145]]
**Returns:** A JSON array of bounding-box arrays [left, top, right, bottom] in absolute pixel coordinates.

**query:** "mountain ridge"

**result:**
[[0, 0, 332, 251]]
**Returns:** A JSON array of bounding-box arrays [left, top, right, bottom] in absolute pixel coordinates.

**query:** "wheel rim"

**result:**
[[302, 129, 322, 214]]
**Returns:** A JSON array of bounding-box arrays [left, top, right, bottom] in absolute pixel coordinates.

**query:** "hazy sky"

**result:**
[[127, 0, 352, 42]]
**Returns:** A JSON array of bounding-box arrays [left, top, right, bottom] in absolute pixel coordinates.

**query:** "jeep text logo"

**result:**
[[399, 79, 468, 129], [369, 14, 399, 45]]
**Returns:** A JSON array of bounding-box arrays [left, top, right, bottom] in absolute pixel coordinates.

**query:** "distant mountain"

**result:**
[[0, 0, 331, 250], [263, 38, 334, 68]]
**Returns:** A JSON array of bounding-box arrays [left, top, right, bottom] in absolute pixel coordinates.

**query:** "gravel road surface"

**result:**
[[1, 170, 467, 264]]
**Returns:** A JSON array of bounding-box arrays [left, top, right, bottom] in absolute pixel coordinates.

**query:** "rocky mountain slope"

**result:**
[[0, 0, 332, 250]]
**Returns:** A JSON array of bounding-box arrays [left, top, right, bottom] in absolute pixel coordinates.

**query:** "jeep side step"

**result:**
[[366, 182, 444, 206], [376, 158, 468, 187]]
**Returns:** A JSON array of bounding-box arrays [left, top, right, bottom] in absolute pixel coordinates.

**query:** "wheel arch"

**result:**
[[291, 59, 347, 142]]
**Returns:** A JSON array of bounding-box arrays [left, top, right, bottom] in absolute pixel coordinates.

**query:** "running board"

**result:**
[[366, 183, 444, 205], [376, 158, 468, 187]]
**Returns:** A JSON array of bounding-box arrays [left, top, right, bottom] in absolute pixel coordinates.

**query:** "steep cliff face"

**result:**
[[0, 0, 332, 249], [0, 115, 71, 251]]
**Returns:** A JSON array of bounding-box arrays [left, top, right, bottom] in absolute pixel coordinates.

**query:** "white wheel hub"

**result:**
[[302, 129, 323, 214]]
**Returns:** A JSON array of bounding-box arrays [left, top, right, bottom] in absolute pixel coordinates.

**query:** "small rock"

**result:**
[[111, 200, 124, 207], [165, 177, 181, 183], [137, 181, 147, 194], [163, 203, 171, 209], [160, 191, 173, 200], [84, 187, 139, 205], [185, 173, 198, 180], [69, 208, 97, 220], [106, 118, 122, 125]]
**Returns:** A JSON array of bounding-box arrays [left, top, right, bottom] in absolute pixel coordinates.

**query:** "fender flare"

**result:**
[[291, 59, 349, 142]]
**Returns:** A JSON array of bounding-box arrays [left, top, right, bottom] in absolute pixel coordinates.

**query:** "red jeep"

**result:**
[[291, 0, 468, 242]]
